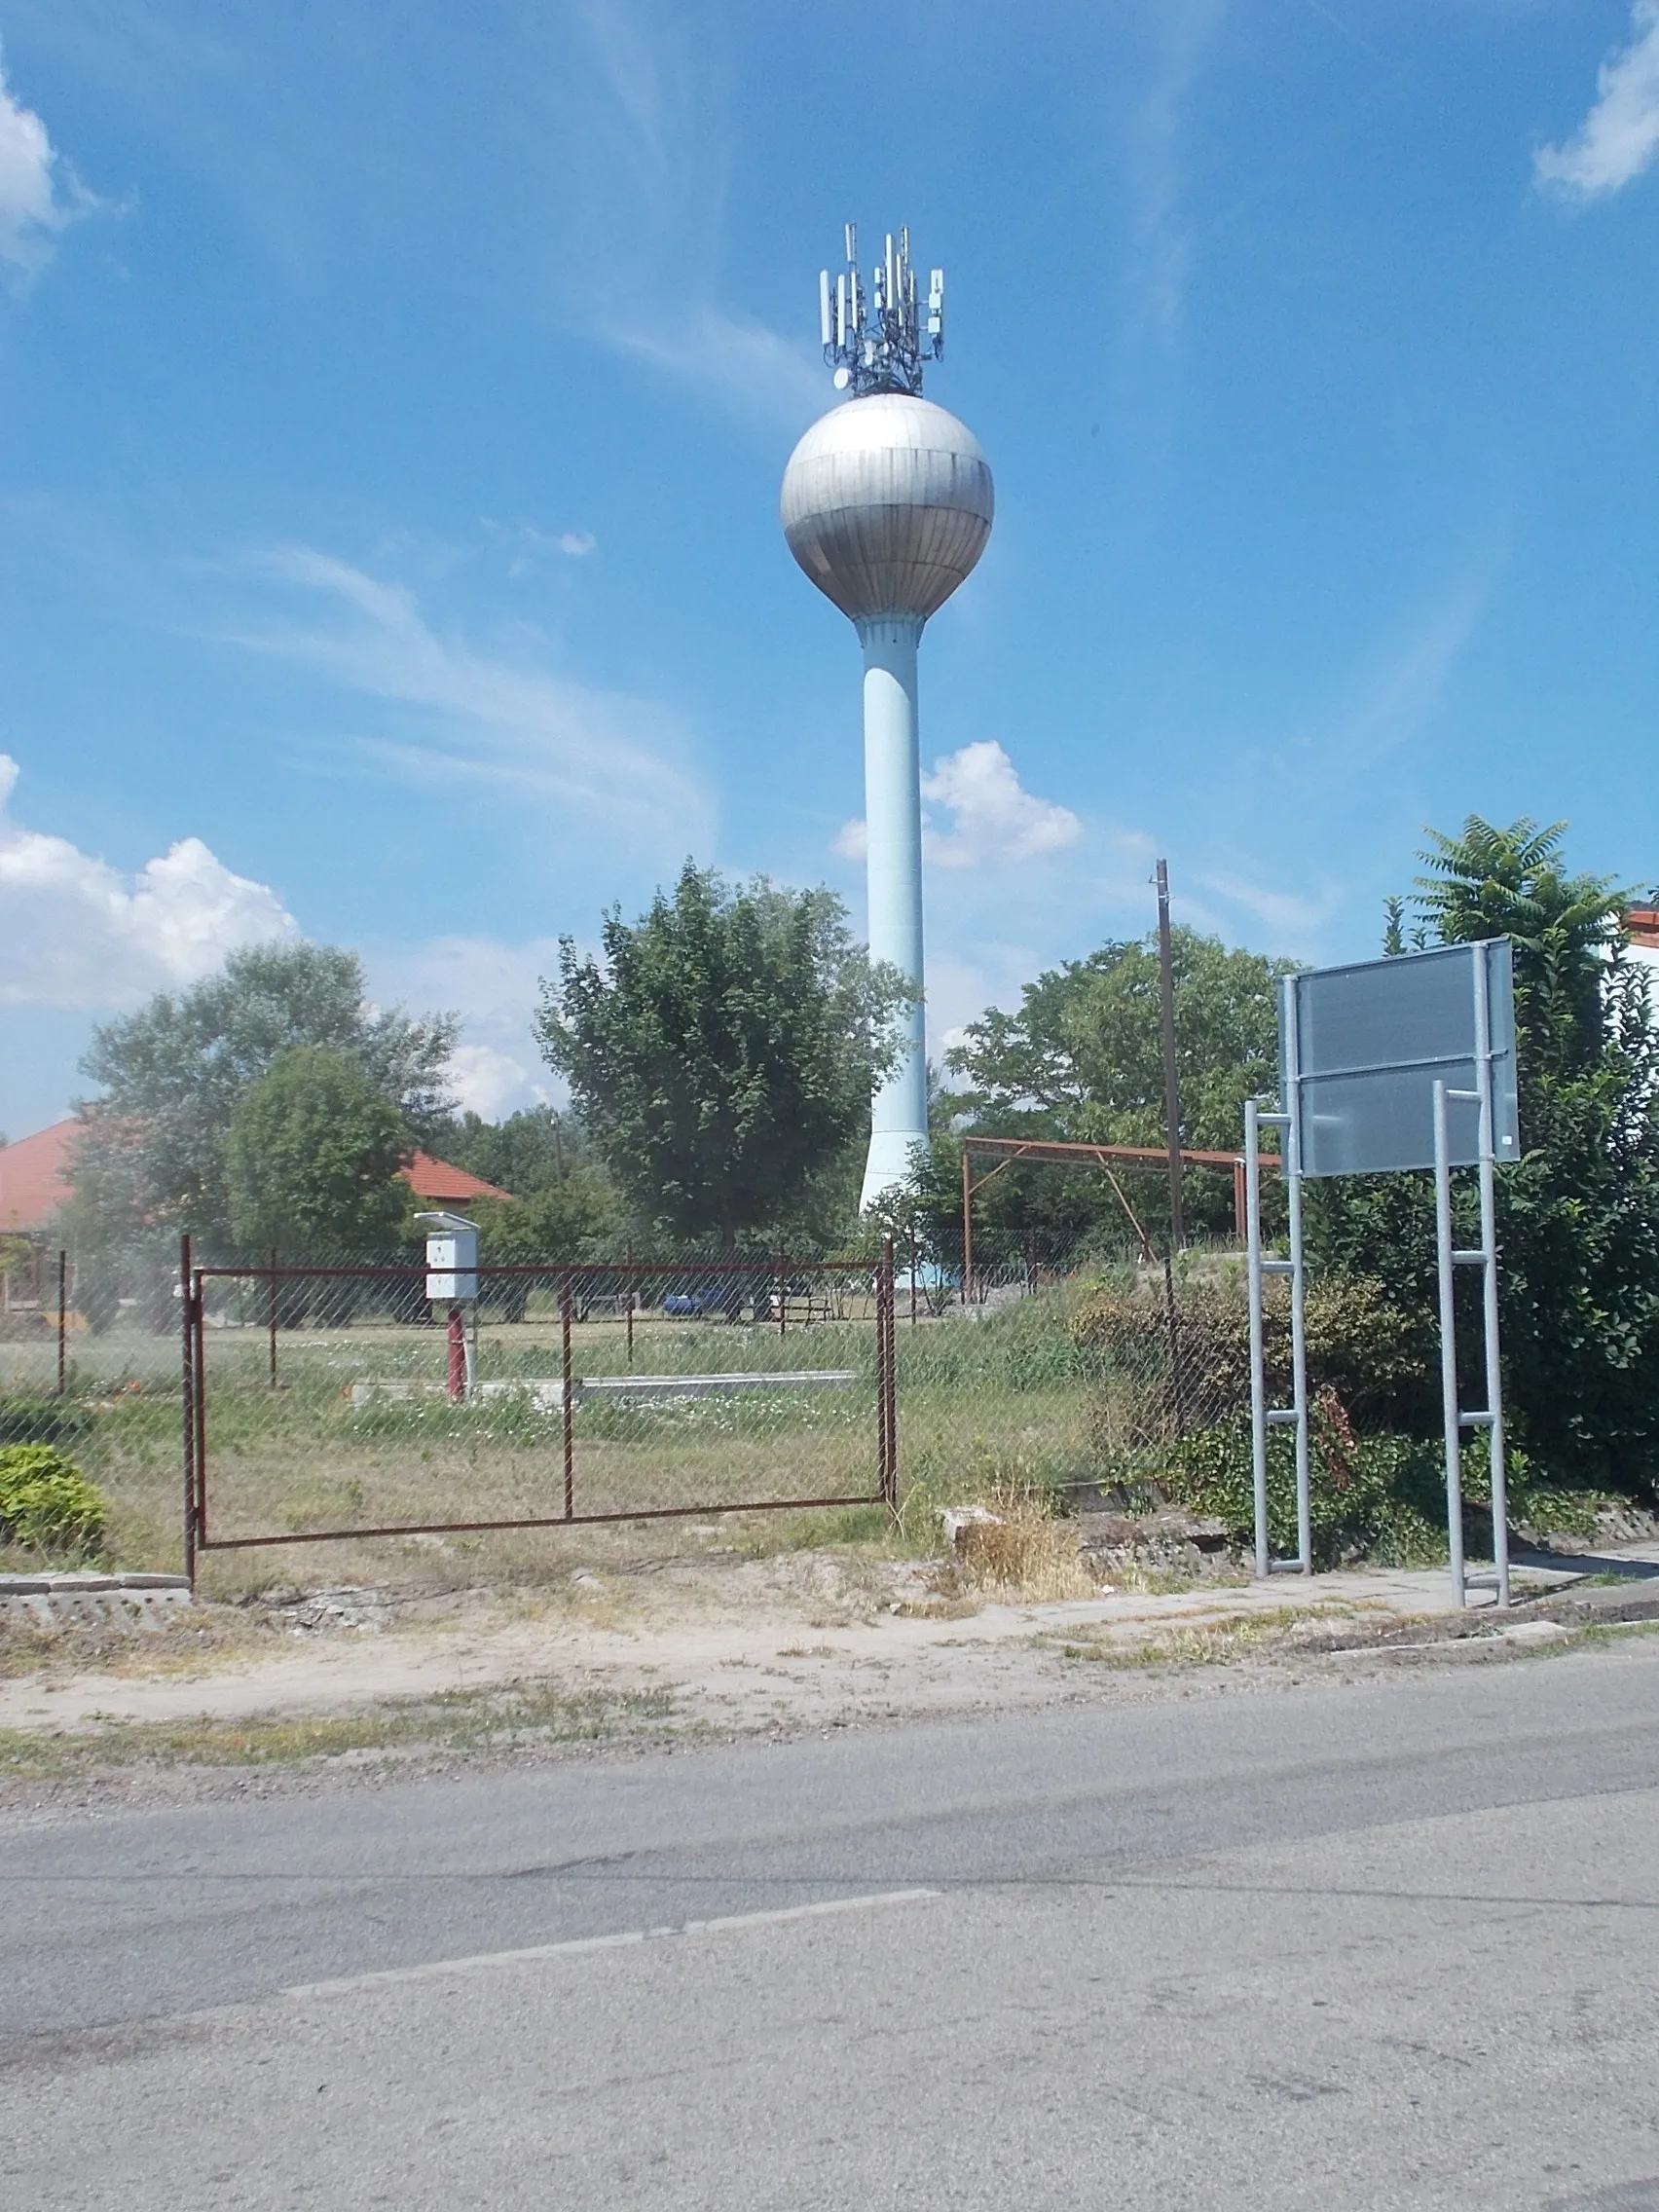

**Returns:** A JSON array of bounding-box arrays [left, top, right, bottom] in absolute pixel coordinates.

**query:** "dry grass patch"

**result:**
[[955, 1485, 1103, 1604], [1052, 1604, 1361, 1670], [0, 1677, 681, 1780]]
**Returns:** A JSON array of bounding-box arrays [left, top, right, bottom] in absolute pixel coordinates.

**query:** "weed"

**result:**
[[0, 1677, 680, 1780]]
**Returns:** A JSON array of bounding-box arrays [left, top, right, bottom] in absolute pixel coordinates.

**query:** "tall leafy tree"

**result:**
[[225, 1048, 413, 1258], [536, 865, 906, 1246], [430, 1104, 605, 1198], [946, 929, 1291, 1148], [1310, 817, 1659, 1489], [939, 929, 1295, 1251], [75, 943, 456, 1248]]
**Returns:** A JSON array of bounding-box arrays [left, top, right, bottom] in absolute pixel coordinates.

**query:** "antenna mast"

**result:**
[[819, 223, 943, 396]]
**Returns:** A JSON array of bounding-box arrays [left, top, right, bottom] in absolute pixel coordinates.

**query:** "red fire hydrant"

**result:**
[[446, 1303, 466, 1401]]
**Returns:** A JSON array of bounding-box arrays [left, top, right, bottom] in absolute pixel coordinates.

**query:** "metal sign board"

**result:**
[[1282, 940, 1519, 1178]]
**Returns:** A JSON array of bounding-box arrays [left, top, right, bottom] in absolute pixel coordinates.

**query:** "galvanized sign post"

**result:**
[[1247, 940, 1519, 1604]]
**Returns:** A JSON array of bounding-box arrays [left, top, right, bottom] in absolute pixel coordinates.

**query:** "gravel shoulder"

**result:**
[[4, 1539, 1659, 1814]]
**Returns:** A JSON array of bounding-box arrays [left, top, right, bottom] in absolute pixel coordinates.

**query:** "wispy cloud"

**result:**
[[1189, 869, 1342, 959], [482, 520, 598, 577], [0, 756, 296, 1009], [0, 44, 97, 276], [1121, 0, 1229, 349], [1314, 565, 1492, 779], [558, 1, 823, 430], [1536, 1, 1659, 202], [603, 303, 826, 434], [215, 547, 713, 853]]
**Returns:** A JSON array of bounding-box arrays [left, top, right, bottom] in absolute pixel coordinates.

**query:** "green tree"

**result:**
[[429, 1105, 606, 1197], [939, 929, 1295, 1253], [225, 1047, 414, 1258], [1309, 816, 1659, 1490], [536, 864, 906, 1247], [76, 943, 456, 1249]]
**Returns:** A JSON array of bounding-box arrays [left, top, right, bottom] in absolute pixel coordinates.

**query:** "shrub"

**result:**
[[0, 1444, 108, 1558], [0, 1395, 88, 1447], [1152, 1415, 1577, 1570], [1071, 1271, 1434, 1441]]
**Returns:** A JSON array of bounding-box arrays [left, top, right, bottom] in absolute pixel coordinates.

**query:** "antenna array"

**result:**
[[818, 223, 943, 397]]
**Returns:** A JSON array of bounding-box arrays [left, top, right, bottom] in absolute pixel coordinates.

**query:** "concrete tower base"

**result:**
[[858, 614, 928, 1212]]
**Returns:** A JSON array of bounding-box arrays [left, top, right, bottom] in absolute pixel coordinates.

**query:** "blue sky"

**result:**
[[2, 0, 1657, 1134]]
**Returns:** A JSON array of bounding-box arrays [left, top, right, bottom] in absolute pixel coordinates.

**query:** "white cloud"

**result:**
[[0, 755, 297, 1009], [366, 931, 567, 1123], [922, 743, 1083, 869], [834, 743, 1081, 872], [447, 1043, 544, 1120], [0, 48, 92, 275], [217, 547, 713, 854], [1536, 1, 1659, 201]]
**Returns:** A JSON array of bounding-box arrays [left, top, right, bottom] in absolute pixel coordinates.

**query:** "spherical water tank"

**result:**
[[780, 392, 994, 625]]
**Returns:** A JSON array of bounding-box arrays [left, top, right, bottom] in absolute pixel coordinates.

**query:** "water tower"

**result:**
[[781, 225, 994, 1209]]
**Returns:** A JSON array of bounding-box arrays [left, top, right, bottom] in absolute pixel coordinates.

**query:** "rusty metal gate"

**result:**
[[178, 1244, 898, 1579]]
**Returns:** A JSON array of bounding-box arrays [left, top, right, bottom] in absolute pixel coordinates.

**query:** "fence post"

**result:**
[[179, 1233, 196, 1587], [561, 1272, 575, 1521], [626, 1244, 635, 1369], [194, 1265, 207, 1549], [879, 1236, 899, 1515], [55, 1248, 67, 1398], [268, 1246, 278, 1388], [960, 1146, 974, 1310], [779, 1250, 788, 1338]]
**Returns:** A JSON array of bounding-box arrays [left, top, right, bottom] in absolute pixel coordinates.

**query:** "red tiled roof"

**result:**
[[0, 1127, 511, 1234], [400, 1151, 514, 1205], [0, 1120, 76, 1235]]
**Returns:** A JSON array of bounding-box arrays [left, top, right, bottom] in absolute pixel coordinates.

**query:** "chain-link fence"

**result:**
[[1, 1234, 1290, 1586], [181, 1252, 897, 1569], [891, 1253, 1253, 1510], [0, 1241, 187, 1578]]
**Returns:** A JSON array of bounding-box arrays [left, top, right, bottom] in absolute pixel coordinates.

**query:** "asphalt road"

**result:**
[[5, 1642, 1659, 2209]]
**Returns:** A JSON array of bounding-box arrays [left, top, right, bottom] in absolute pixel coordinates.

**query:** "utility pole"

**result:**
[[1156, 859, 1186, 1254], [1157, 858, 1187, 1434]]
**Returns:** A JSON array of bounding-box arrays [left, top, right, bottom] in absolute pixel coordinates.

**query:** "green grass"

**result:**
[[0, 1677, 682, 1779]]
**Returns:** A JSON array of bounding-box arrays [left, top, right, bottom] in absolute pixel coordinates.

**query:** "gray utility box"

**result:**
[[417, 1211, 479, 1303]]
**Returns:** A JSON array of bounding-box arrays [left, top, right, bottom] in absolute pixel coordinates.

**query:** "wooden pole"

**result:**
[[1157, 860, 1188, 1434], [1156, 859, 1186, 1256], [960, 1145, 974, 1309], [179, 1234, 196, 1587]]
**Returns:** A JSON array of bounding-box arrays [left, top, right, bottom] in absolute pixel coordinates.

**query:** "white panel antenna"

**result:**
[[819, 220, 945, 396]]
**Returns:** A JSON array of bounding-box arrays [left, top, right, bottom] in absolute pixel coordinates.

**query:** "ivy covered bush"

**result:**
[[1156, 1414, 1450, 1568], [0, 1444, 108, 1559]]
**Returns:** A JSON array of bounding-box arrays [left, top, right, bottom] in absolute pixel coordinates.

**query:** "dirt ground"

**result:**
[[6, 1522, 1656, 1823]]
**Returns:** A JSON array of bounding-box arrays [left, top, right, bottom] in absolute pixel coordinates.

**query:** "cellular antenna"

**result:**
[[817, 219, 944, 396]]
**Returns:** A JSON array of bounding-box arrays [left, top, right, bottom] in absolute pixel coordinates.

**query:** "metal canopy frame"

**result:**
[[958, 1134, 1279, 1304], [1247, 940, 1514, 1606]]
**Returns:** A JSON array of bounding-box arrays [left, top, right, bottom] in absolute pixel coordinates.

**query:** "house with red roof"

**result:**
[[0, 1120, 76, 1235], [399, 1151, 513, 1208], [0, 1123, 511, 1239]]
